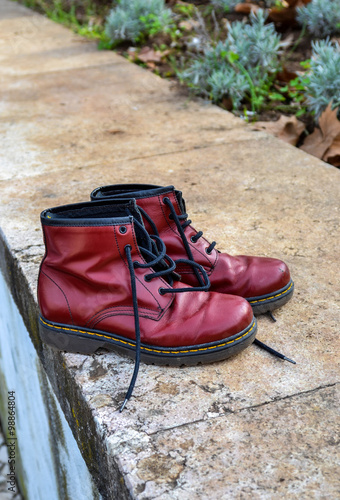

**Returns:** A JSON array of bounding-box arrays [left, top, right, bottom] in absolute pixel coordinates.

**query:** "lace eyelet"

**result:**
[[144, 275, 152, 282], [162, 197, 169, 205], [158, 287, 165, 295], [190, 236, 197, 243], [119, 226, 127, 234], [205, 247, 212, 255]]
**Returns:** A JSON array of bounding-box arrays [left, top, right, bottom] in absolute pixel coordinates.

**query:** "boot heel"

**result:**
[[39, 318, 106, 354]]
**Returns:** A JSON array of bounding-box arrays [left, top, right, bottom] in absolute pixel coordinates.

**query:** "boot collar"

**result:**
[[41, 199, 143, 227], [90, 184, 186, 214]]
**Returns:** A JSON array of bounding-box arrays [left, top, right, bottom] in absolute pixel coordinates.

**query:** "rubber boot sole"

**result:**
[[39, 316, 257, 366], [247, 280, 294, 315]]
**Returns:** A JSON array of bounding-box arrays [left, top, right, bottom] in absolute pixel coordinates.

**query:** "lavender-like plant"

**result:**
[[105, 0, 172, 43], [297, 0, 340, 38], [302, 39, 340, 118]]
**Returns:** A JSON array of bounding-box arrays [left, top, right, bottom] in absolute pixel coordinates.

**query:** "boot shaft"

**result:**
[[38, 199, 173, 329], [91, 184, 217, 280], [92, 184, 183, 234]]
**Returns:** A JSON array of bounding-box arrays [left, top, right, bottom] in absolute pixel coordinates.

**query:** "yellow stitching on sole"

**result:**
[[40, 318, 256, 355], [249, 282, 293, 304]]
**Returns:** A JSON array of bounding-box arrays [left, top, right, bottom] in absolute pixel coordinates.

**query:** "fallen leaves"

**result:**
[[252, 104, 340, 167], [127, 46, 169, 69], [276, 67, 298, 84], [253, 115, 305, 146], [300, 103, 340, 166], [234, 3, 260, 15], [268, 0, 312, 25]]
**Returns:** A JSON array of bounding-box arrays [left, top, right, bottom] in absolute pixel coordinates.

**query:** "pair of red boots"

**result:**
[[38, 184, 294, 410]]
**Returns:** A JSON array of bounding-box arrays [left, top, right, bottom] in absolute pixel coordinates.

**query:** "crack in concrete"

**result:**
[[119, 135, 254, 164], [147, 382, 339, 437]]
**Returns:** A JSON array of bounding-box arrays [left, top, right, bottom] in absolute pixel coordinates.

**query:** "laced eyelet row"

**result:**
[[161, 196, 217, 287]]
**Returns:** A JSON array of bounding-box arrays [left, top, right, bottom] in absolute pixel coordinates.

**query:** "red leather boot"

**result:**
[[91, 185, 294, 314], [38, 199, 256, 409]]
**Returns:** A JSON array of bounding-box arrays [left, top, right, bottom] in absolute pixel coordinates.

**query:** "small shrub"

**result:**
[[105, 0, 172, 44], [226, 11, 282, 78], [207, 68, 250, 107], [297, 0, 340, 38], [179, 11, 283, 110], [211, 0, 278, 11], [302, 39, 340, 118]]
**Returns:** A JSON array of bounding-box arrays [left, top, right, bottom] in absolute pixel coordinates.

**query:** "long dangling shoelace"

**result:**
[[120, 230, 210, 412], [141, 199, 296, 367]]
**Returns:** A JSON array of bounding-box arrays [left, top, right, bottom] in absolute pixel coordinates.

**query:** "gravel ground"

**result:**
[[0, 423, 23, 500]]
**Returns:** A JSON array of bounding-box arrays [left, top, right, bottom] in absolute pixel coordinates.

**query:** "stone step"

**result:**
[[0, 1, 339, 498]]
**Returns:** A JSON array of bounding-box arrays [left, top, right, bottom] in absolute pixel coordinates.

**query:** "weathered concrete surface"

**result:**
[[0, 0, 339, 498]]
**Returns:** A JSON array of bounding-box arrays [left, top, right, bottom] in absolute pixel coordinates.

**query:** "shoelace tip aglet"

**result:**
[[283, 356, 296, 365], [119, 398, 129, 413]]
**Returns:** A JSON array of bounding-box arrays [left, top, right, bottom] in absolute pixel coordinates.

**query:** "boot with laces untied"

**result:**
[[90, 184, 296, 364], [38, 198, 257, 410]]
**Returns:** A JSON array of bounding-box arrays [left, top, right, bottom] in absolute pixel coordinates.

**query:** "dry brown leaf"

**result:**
[[234, 3, 260, 14], [319, 103, 340, 138], [300, 127, 325, 159], [138, 47, 163, 63], [300, 103, 340, 160], [324, 136, 340, 167], [253, 115, 305, 146], [277, 67, 298, 83], [269, 0, 311, 24], [179, 19, 200, 31]]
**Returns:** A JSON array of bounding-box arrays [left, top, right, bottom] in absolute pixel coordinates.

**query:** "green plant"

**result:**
[[24, 0, 108, 42], [105, 0, 172, 44], [178, 11, 283, 111], [297, 0, 340, 38], [279, 72, 310, 117], [300, 39, 340, 118], [175, 3, 196, 17], [207, 67, 250, 107], [211, 0, 278, 11]]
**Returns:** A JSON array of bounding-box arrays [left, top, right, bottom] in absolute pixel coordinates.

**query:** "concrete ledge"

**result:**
[[0, 1, 339, 498]]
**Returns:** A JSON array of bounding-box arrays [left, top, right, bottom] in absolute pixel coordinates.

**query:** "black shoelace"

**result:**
[[140, 199, 296, 367], [120, 228, 210, 412]]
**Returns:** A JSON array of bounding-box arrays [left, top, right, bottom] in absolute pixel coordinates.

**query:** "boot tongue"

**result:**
[[132, 211, 176, 283], [126, 199, 144, 226], [174, 189, 186, 214], [130, 205, 154, 253], [120, 200, 154, 252]]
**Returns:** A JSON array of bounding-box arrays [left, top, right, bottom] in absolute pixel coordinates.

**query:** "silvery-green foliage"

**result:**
[[211, 0, 276, 11], [179, 12, 282, 107], [207, 69, 250, 107], [303, 39, 340, 118], [227, 11, 282, 81], [297, 0, 340, 38], [180, 41, 231, 93], [105, 0, 172, 43]]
